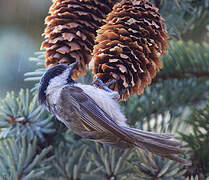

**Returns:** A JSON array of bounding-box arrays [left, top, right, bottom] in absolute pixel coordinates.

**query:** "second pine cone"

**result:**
[[91, 0, 168, 100]]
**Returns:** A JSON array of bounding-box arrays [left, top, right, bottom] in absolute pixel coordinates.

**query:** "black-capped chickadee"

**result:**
[[38, 62, 189, 164]]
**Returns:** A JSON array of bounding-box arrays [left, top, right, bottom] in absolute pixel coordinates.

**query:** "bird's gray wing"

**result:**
[[59, 86, 190, 165], [60, 85, 135, 144]]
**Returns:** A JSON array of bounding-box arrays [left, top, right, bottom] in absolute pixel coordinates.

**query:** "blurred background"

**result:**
[[0, 0, 51, 97]]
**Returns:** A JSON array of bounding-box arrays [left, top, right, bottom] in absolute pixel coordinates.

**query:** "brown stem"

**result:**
[[153, 70, 209, 83]]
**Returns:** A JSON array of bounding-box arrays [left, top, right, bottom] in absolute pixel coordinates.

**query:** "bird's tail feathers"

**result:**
[[123, 127, 190, 165], [124, 126, 175, 139]]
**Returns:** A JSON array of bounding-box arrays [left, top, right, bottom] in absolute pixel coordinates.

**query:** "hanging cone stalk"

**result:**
[[41, 0, 116, 79], [91, 0, 168, 100]]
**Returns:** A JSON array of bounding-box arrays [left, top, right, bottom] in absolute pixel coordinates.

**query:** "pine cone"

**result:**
[[91, 0, 168, 100], [41, 0, 116, 79]]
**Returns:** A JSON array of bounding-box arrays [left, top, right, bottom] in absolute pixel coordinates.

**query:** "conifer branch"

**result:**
[[127, 149, 185, 180], [51, 142, 88, 180], [180, 102, 209, 179], [122, 78, 209, 131], [0, 137, 53, 180], [155, 41, 209, 82], [0, 89, 55, 141], [84, 143, 134, 179]]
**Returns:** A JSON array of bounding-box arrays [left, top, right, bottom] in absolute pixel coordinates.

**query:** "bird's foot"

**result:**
[[92, 77, 120, 100], [92, 77, 115, 93]]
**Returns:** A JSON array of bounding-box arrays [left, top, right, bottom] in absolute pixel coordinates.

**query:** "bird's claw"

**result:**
[[92, 77, 115, 93], [106, 79, 117, 87], [92, 77, 121, 100]]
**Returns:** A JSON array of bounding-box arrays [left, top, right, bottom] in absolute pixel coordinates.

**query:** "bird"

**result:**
[[38, 62, 190, 164]]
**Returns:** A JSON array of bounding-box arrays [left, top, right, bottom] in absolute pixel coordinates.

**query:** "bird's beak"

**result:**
[[69, 61, 78, 76]]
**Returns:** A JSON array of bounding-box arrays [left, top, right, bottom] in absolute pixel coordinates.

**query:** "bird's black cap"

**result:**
[[38, 62, 77, 105]]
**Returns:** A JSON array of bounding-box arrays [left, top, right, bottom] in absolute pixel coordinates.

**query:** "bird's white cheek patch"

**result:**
[[46, 70, 69, 97]]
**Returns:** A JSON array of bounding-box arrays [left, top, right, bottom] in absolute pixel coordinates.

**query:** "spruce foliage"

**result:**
[[0, 0, 209, 179]]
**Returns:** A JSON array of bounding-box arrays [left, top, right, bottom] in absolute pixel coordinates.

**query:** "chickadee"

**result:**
[[38, 62, 189, 164]]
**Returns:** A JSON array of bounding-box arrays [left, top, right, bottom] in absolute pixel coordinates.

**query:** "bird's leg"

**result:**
[[92, 77, 114, 92], [106, 79, 128, 97], [92, 77, 120, 100], [106, 79, 120, 100], [105, 79, 117, 87]]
